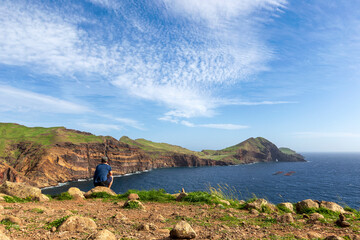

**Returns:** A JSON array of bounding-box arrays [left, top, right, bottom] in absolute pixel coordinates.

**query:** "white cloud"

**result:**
[[0, 1, 105, 75], [0, 0, 290, 122], [162, 0, 286, 25], [179, 120, 248, 130], [294, 132, 360, 138], [0, 85, 91, 114]]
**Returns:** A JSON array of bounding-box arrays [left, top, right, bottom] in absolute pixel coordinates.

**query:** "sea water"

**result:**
[[42, 153, 360, 209]]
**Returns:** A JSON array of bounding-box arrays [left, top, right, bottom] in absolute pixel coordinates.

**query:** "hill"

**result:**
[[0, 123, 304, 187]]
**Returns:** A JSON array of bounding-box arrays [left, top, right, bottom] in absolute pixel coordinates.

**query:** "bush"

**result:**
[[182, 191, 219, 204], [45, 216, 70, 230], [124, 201, 140, 209], [119, 189, 175, 202], [53, 192, 73, 201]]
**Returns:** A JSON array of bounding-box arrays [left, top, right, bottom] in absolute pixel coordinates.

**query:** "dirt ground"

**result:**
[[0, 198, 359, 240]]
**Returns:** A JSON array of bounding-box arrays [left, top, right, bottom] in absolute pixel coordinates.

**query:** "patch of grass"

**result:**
[[89, 192, 115, 199], [124, 201, 140, 209], [301, 207, 339, 219], [4, 206, 14, 209], [30, 208, 44, 214], [53, 192, 73, 201], [119, 189, 175, 202], [206, 183, 241, 201], [182, 191, 220, 205], [0, 219, 20, 230], [261, 204, 272, 214], [219, 214, 244, 226], [45, 215, 70, 230], [3, 195, 32, 203]]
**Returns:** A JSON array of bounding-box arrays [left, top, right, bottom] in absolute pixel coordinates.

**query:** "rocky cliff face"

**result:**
[[0, 138, 230, 188]]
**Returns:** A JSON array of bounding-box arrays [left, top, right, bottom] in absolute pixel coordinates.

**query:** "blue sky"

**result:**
[[0, 0, 359, 152]]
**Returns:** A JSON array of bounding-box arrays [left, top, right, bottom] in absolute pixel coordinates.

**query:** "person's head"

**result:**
[[101, 156, 108, 164]]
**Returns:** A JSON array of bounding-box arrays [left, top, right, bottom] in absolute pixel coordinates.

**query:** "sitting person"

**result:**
[[93, 156, 113, 188]]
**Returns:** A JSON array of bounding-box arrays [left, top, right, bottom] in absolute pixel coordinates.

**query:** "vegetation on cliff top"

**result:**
[[0, 123, 110, 157]]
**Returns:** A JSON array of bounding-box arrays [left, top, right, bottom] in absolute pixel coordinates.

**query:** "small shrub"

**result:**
[[30, 208, 44, 214], [53, 192, 73, 201], [261, 204, 272, 214], [182, 191, 219, 204], [124, 201, 140, 209], [119, 189, 175, 202], [3, 196, 31, 203], [89, 192, 114, 199], [0, 219, 20, 230], [45, 215, 70, 230]]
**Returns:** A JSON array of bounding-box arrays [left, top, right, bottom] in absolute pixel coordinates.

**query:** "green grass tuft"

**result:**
[[118, 189, 175, 202], [53, 192, 74, 201], [45, 216, 70, 230], [3, 195, 32, 203], [0, 219, 20, 230], [124, 201, 140, 209]]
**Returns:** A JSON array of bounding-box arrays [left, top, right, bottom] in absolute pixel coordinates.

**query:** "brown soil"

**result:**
[[0, 199, 359, 240]]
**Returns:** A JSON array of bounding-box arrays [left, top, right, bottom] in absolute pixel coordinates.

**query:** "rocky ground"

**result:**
[[0, 197, 359, 239], [0, 182, 359, 240]]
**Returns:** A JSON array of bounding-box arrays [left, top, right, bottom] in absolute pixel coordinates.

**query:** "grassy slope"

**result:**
[[120, 136, 206, 159], [279, 147, 297, 155], [0, 123, 107, 158]]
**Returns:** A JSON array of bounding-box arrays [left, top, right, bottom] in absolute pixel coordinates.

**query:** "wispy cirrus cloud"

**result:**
[[0, 85, 90, 114], [0, 0, 290, 125], [178, 120, 249, 130]]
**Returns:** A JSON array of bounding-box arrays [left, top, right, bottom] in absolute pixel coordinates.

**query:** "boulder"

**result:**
[[0, 181, 42, 199], [128, 193, 140, 200], [89, 229, 116, 240], [58, 216, 97, 232], [170, 221, 196, 239], [309, 213, 324, 221], [84, 187, 116, 198], [246, 198, 267, 211], [278, 202, 294, 212], [277, 213, 294, 223], [296, 199, 319, 213], [68, 187, 85, 199], [35, 194, 50, 202], [320, 201, 345, 213]]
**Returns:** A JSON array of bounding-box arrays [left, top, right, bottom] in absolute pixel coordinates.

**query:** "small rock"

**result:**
[[157, 228, 170, 234], [238, 200, 246, 205], [57, 216, 97, 232], [137, 224, 150, 231], [277, 213, 294, 223], [0, 215, 22, 225], [219, 199, 230, 206], [324, 236, 344, 240], [307, 231, 322, 239], [68, 187, 85, 199], [170, 221, 196, 239], [278, 202, 294, 212], [266, 203, 278, 212], [296, 199, 319, 213], [176, 192, 188, 202], [51, 226, 57, 232], [309, 212, 324, 221], [249, 209, 259, 215], [149, 213, 166, 222], [336, 213, 351, 227], [35, 194, 50, 202], [128, 193, 140, 200], [246, 199, 268, 211], [89, 229, 116, 240]]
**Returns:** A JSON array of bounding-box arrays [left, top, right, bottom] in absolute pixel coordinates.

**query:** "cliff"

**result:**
[[0, 123, 304, 188], [0, 123, 229, 187]]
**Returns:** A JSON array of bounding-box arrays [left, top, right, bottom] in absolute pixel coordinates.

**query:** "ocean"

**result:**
[[42, 153, 360, 209]]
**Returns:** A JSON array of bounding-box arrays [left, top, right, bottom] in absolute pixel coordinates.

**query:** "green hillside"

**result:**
[[279, 147, 297, 155], [120, 136, 206, 158], [0, 123, 107, 157]]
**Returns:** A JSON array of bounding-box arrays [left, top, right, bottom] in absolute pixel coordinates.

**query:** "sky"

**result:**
[[0, 0, 360, 152]]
